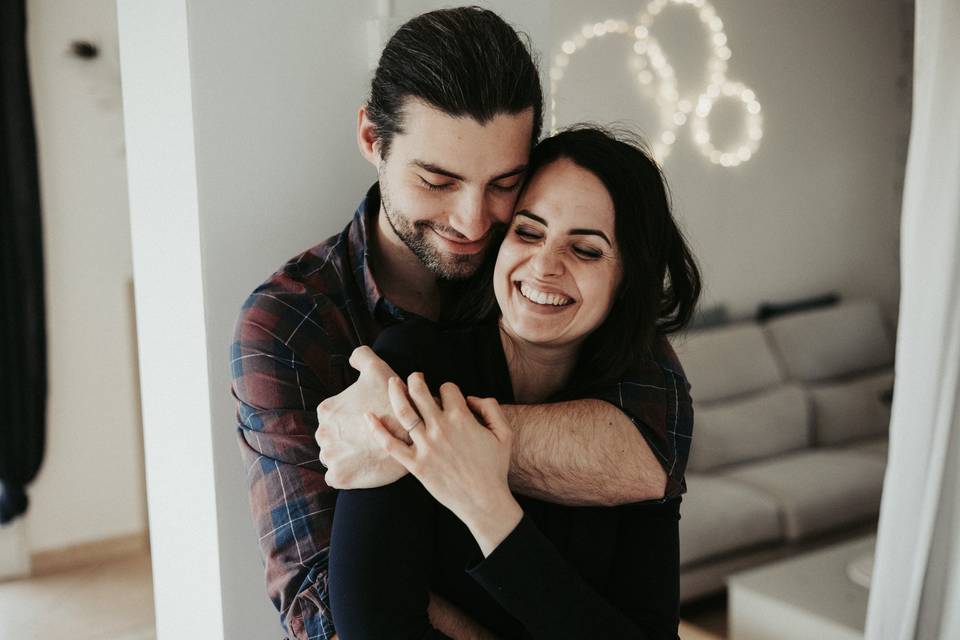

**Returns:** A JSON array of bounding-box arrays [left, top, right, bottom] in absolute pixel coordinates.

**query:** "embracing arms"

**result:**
[[318, 344, 690, 506], [367, 373, 675, 639], [503, 400, 666, 505]]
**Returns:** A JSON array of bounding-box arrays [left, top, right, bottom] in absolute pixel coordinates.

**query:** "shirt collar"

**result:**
[[348, 183, 407, 321]]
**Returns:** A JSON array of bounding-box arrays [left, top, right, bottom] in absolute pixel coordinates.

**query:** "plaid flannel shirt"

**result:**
[[230, 184, 693, 639]]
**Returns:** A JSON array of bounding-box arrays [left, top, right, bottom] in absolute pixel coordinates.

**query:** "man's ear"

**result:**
[[356, 105, 382, 167]]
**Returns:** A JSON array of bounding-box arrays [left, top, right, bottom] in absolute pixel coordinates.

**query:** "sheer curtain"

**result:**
[[865, 0, 960, 637]]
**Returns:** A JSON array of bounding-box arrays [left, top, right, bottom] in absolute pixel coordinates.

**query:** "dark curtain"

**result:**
[[0, 0, 47, 525]]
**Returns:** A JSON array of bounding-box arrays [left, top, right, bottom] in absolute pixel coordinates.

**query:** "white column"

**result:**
[[116, 2, 224, 637]]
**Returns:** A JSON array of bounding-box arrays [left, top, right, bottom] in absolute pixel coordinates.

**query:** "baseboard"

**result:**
[[0, 517, 31, 580], [30, 530, 149, 577]]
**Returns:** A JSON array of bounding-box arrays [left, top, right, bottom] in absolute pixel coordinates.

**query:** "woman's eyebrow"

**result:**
[[515, 210, 612, 246]]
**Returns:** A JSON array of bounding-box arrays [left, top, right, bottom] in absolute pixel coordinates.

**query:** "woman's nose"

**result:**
[[530, 245, 563, 278]]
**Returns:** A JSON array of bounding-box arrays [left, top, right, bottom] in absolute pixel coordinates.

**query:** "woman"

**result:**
[[328, 126, 701, 639]]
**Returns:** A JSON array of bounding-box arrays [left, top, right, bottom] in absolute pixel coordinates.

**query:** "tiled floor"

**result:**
[[0, 551, 722, 639]]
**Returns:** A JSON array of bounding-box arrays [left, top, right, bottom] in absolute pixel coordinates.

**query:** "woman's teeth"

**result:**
[[518, 282, 573, 306]]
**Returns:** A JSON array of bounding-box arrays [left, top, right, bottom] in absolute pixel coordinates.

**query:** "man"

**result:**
[[231, 7, 692, 639]]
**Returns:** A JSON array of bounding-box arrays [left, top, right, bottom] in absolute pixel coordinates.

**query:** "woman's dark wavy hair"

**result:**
[[445, 125, 702, 396]]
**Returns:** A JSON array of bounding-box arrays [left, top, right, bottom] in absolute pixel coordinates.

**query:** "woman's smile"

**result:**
[[513, 281, 574, 307]]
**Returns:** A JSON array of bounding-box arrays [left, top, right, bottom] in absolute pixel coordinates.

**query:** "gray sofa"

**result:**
[[671, 299, 895, 602]]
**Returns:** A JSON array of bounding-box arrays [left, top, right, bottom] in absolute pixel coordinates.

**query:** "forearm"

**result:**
[[501, 399, 666, 505], [428, 592, 502, 640]]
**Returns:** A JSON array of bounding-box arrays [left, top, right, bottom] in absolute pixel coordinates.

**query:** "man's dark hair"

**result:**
[[446, 125, 702, 397], [366, 6, 543, 158]]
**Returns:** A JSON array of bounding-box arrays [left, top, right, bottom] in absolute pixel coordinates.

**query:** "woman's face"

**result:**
[[494, 158, 623, 349]]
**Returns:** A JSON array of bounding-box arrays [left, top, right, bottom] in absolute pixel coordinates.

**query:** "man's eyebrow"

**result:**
[[411, 161, 528, 183], [412, 161, 463, 181], [491, 164, 528, 182], [515, 210, 612, 246]]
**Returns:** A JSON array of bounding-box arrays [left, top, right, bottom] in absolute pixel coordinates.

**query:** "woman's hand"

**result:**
[[366, 373, 523, 557]]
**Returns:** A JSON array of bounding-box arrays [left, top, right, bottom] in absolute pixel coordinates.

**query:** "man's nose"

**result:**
[[448, 188, 492, 242]]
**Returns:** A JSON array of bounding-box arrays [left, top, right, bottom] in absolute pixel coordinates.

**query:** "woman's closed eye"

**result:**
[[515, 226, 604, 260], [514, 225, 541, 240], [573, 245, 602, 259]]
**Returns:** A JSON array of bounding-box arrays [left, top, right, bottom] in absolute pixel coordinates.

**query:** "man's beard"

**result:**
[[379, 168, 491, 282]]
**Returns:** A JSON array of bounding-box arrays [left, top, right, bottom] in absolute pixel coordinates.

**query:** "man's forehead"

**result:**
[[393, 99, 533, 177]]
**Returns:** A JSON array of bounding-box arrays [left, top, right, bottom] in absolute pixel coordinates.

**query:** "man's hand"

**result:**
[[315, 346, 409, 488]]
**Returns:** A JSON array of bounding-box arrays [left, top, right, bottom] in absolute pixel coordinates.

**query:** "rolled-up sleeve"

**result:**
[[230, 286, 344, 640], [590, 334, 693, 500]]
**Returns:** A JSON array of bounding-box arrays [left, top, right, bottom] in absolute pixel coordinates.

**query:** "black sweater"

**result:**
[[373, 317, 681, 640]]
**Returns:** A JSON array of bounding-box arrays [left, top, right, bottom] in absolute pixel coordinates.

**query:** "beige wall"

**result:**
[[23, 0, 146, 554]]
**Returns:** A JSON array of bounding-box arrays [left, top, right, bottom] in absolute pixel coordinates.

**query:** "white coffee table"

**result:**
[[727, 535, 875, 640]]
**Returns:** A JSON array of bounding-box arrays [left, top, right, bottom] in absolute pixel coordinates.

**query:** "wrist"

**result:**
[[463, 492, 523, 558]]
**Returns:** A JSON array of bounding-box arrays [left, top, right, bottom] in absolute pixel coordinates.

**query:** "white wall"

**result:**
[[23, 0, 147, 554], [542, 0, 909, 324], [115, 0, 909, 637]]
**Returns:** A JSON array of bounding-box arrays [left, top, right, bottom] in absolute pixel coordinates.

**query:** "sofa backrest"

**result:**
[[671, 324, 784, 404], [808, 370, 894, 445], [764, 300, 894, 382], [673, 299, 895, 470]]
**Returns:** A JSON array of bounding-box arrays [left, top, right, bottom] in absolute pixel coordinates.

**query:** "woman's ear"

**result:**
[[356, 105, 382, 166]]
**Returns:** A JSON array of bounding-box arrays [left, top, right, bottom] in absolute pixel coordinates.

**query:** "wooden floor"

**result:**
[[0, 552, 155, 640], [0, 550, 723, 639]]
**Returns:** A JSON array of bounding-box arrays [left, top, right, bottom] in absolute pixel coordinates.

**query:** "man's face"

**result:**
[[375, 99, 534, 280]]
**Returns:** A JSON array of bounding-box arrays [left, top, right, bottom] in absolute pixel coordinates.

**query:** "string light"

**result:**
[[549, 0, 763, 168]]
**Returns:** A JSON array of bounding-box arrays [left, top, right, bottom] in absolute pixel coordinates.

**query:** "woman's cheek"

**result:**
[[492, 247, 516, 307]]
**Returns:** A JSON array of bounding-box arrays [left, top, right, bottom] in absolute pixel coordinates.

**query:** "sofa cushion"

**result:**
[[688, 384, 811, 472], [764, 300, 894, 382], [671, 324, 784, 403], [722, 450, 886, 540], [809, 369, 895, 445], [842, 436, 889, 461], [679, 474, 783, 566]]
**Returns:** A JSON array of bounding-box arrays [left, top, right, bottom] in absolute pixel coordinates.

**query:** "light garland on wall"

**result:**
[[550, 0, 763, 167]]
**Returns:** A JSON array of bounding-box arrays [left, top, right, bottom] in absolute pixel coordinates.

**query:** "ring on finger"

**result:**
[[404, 418, 424, 433]]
